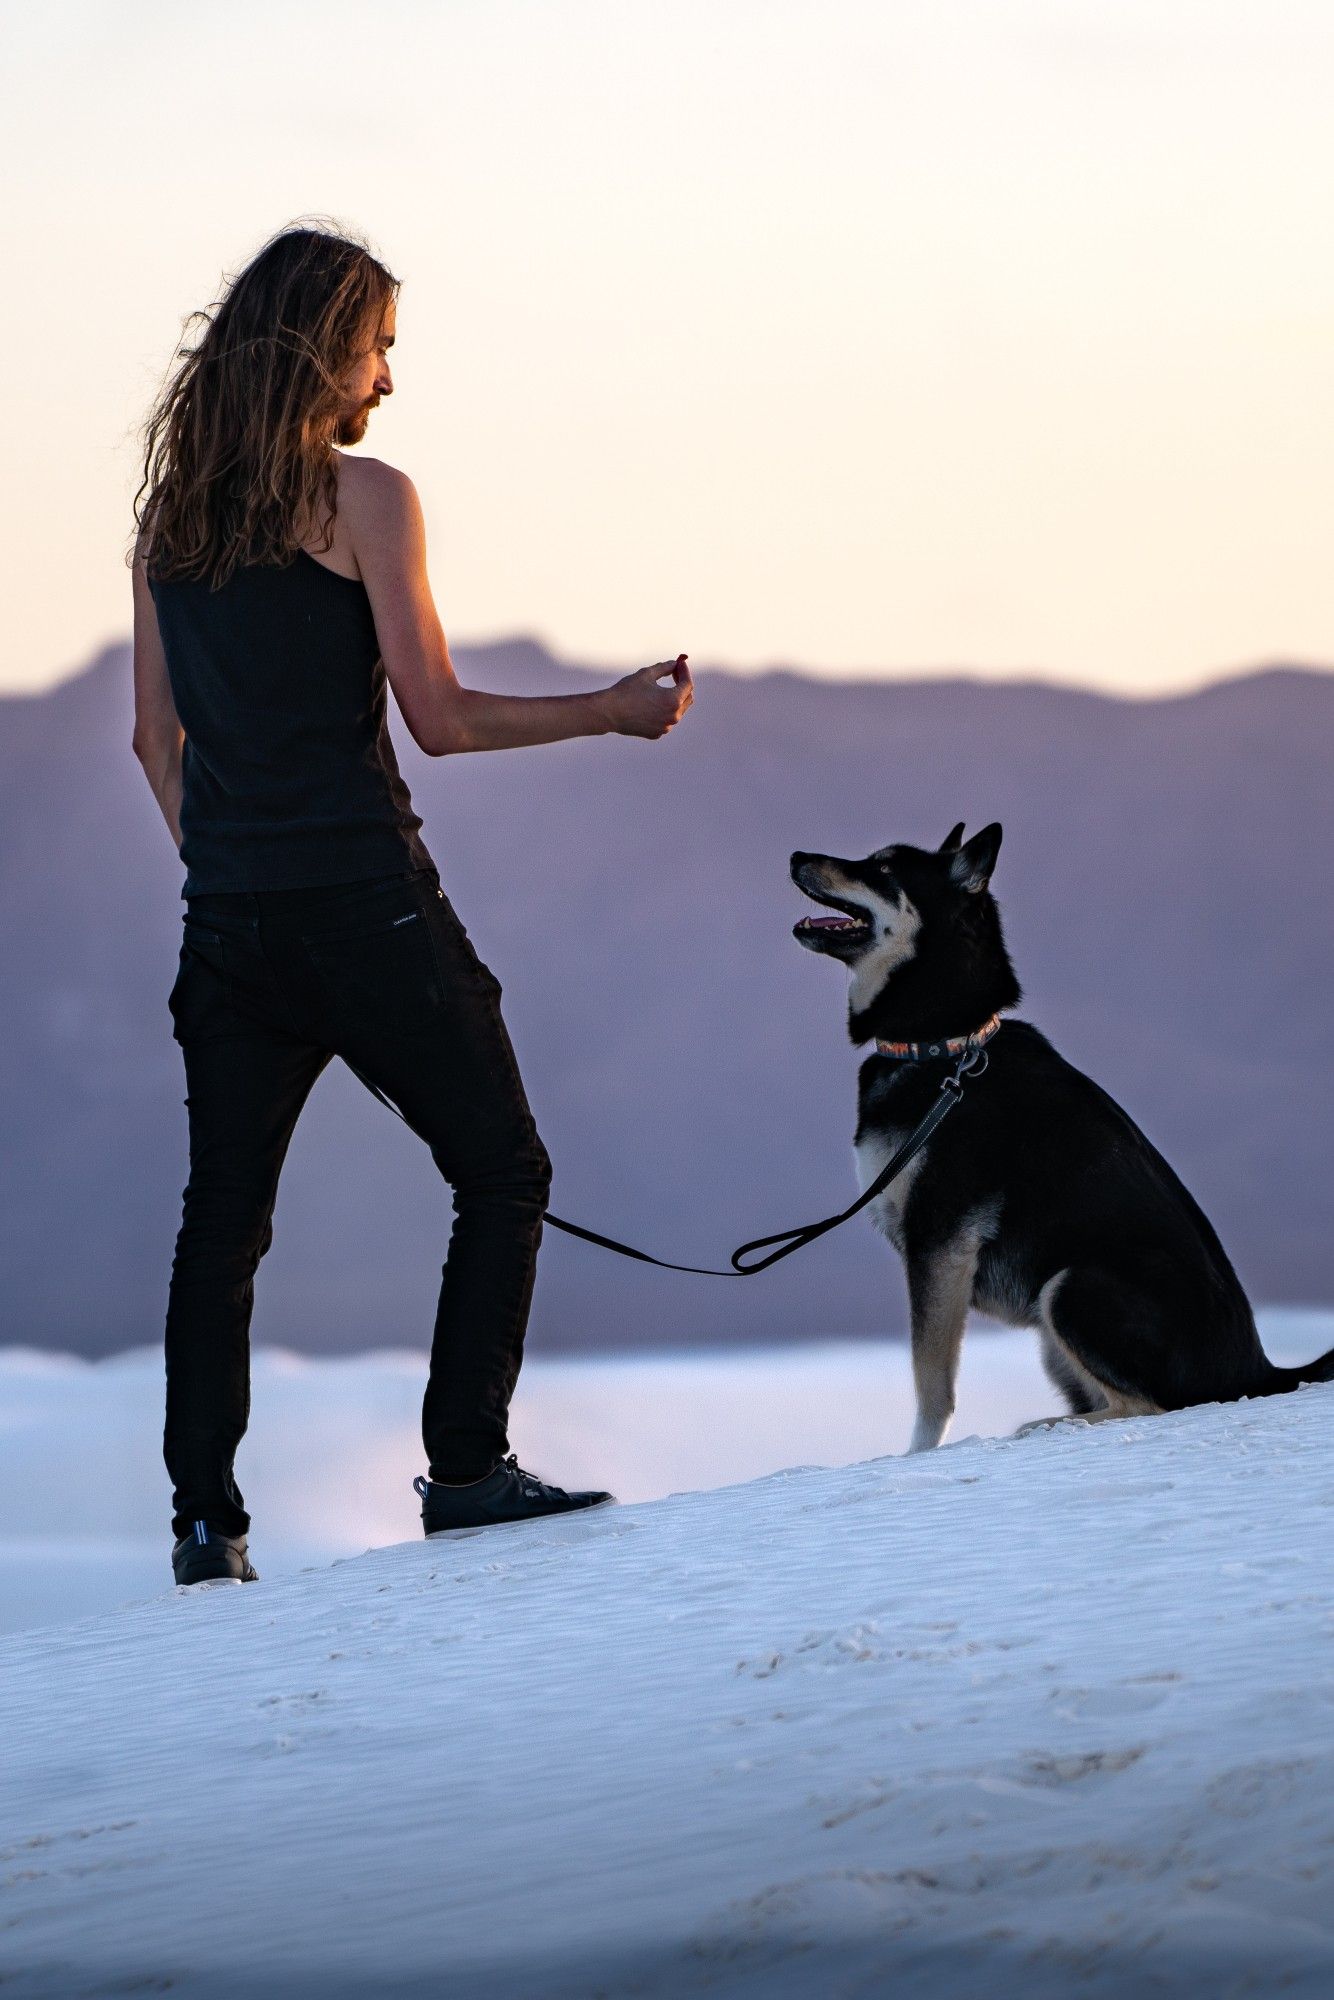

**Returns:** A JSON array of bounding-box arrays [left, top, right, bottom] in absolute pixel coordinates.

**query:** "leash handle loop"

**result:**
[[728, 1070, 963, 1273]]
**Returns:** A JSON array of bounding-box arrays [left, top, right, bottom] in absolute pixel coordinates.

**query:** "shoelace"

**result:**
[[503, 1454, 569, 1502]]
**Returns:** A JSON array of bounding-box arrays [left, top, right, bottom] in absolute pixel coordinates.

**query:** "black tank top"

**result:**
[[149, 550, 437, 897]]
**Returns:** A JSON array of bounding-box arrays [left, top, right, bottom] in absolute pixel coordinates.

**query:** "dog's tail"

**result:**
[[1254, 1344, 1334, 1395]]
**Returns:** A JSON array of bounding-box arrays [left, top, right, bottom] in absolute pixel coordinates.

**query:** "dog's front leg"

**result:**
[[905, 1234, 979, 1453]]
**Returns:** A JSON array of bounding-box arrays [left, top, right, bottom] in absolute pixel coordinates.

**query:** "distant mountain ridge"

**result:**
[[2, 640, 1331, 1358]]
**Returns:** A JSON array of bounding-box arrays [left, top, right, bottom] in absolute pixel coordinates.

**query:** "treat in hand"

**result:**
[[602, 653, 694, 740]]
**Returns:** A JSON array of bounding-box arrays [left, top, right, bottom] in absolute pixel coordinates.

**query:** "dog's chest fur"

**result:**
[[853, 1066, 1030, 1324], [853, 1121, 924, 1254], [853, 1061, 941, 1253]]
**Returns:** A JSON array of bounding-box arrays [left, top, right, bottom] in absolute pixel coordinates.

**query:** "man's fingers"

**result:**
[[621, 653, 693, 737]]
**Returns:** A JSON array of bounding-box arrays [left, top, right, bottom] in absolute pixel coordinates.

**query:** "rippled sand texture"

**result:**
[[2, 1380, 1332, 1996]]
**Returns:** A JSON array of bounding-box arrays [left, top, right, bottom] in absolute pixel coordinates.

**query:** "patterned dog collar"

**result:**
[[874, 1013, 1004, 1064]]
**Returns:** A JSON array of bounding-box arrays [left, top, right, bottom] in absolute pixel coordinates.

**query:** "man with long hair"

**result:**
[[130, 220, 693, 1586]]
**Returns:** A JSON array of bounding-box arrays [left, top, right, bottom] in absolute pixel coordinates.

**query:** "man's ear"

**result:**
[[939, 822, 966, 852], [949, 822, 1002, 893]]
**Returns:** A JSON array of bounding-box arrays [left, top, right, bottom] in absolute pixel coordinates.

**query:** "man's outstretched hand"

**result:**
[[598, 655, 694, 740]]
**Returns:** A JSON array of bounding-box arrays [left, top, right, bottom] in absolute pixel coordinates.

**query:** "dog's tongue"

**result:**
[[804, 914, 857, 929]]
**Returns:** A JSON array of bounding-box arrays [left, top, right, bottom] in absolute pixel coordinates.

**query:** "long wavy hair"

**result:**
[[129, 220, 399, 589]]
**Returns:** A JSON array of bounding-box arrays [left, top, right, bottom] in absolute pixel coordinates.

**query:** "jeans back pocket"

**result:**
[[299, 891, 446, 1034]]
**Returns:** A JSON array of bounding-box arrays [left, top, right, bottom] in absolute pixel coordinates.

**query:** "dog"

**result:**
[[792, 823, 1334, 1452]]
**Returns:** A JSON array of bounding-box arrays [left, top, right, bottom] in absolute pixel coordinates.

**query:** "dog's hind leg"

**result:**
[[1036, 1268, 1166, 1421], [1015, 1324, 1111, 1435], [1038, 1326, 1107, 1417], [905, 1228, 983, 1453]]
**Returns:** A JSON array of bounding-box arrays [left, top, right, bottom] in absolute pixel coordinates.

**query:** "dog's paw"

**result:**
[[1013, 1414, 1089, 1439]]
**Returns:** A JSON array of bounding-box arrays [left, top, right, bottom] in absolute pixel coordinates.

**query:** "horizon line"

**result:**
[[6, 634, 1334, 708]]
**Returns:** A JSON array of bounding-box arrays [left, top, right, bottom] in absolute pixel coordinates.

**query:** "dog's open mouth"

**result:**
[[792, 886, 873, 951]]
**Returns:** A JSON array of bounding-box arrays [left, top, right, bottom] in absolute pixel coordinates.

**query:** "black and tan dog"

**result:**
[[792, 823, 1334, 1452]]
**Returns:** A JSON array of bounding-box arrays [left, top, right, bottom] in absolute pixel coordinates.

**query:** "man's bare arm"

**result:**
[[344, 460, 693, 755], [131, 552, 184, 848]]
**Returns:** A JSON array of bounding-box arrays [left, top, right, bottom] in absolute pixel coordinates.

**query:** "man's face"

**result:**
[[334, 297, 395, 446]]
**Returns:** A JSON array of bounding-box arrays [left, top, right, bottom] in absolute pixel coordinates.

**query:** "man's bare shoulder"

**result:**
[[335, 452, 419, 512], [334, 454, 423, 559]]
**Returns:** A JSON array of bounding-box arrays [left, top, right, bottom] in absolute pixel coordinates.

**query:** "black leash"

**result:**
[[343, 1041, 988, 1279]]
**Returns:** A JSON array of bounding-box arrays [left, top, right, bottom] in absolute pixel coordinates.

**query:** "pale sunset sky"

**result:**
[[5, 0, 1334, 697]]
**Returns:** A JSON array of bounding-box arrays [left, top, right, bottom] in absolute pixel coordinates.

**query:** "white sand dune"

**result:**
[[1, 1360, 1332, 1996], [2, 1311, 1329, 1639]]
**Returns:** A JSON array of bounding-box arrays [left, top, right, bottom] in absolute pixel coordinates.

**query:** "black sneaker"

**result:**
[[413, 1456, 614, 1535], [172, 1519, 259, 1587]]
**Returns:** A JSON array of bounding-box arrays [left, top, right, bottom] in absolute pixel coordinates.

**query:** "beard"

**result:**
[[334, 400, 376, 446]]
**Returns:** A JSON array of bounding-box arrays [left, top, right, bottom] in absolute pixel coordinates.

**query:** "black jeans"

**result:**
[[163, 866, 552, 1540]]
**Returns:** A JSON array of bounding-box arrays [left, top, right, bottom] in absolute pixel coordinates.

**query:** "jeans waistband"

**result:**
[[184, 866, 440, 926]]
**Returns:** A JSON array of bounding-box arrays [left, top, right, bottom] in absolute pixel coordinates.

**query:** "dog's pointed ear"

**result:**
[[939, 822, 966, 852], [949, 822, 1002, 893]]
